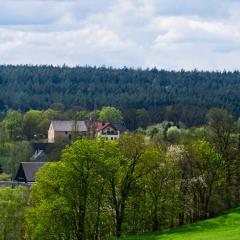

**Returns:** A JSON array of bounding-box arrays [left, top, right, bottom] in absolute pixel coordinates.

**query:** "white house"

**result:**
[[96, 122, 127, 140]]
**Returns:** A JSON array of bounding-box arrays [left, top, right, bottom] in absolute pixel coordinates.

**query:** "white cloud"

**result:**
[[0, 0, 240, 70], [153, 16, 240, 48]]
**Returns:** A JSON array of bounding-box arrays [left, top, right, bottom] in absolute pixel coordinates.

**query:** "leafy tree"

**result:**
[[43, 108, 62, 120], [141, 146, 180, 231], [190, 141, 225, 219], [99, 106, 123, 122], [23, 110, 44, 139], [103, 133, 145, 237], [8, 141, 33, 177], [167, 126, 181, 144], [1, 110, 23, 140], [136, 109, 150, 128], [25, 162, 74, 240], [0, 172, 11, 181], [207, 108, 236, 207], [25, 138, 120, 240], [0, 186, 27, 240]]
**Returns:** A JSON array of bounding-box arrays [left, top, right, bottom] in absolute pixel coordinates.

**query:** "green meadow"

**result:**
[[121, 208, 240, 240]]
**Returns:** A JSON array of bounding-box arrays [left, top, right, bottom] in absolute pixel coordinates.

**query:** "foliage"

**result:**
[[24, 127, 238, 239], [0, 186, 27, 240], [1, 110, 23, 140], [25, 138, 121, 240], [167, 126, 181, 143], [7, 141, 33, 176], [0, 107, 237, 240], [207, 108, 237, 208], [99, 106, 123, 122], [0, 172, 11, 181], [0, 66, 239, 128], [23, 110, 45, 139]]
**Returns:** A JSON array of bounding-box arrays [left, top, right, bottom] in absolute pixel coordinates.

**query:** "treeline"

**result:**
[[0, 65, 239, 128], [1, 108, 239, 239]]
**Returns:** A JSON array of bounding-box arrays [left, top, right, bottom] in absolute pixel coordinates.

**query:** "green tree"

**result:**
[[25, 162, 74, 240], [1, 110, 23, 140], [103, 133, 145, 237], [0, 172, 11, 181], [191, 141, 225, 219], [99, 106, 123, 122], [0, 186, 27, 240], [23, 110, 44, 139], [8, 141, 33, 178], [25, 138, 120, 240], [136, 109, 150, 128], [207, 108, 236, 207], [167, 126, 181, 144], [141, 146, 180, 231]]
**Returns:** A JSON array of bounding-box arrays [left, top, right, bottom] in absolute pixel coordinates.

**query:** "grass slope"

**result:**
[[123, 208, 240, 240]]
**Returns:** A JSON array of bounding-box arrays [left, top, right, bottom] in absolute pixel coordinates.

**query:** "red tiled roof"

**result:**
[[96, 122, 110, 132]]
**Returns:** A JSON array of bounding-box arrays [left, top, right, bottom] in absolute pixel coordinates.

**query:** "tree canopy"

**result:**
[[0, 65, 239, 128]]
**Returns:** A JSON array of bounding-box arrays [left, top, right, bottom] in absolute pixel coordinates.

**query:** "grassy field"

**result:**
[[122, 208, 240, 240]]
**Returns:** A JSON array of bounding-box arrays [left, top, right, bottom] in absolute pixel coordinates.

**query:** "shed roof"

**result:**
[[15, 162, 47, 182], [51, 120, 87, 132]]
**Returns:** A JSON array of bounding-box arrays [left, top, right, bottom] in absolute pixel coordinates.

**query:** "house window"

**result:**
[[107, 128, 111, 135], [111, 137, 113, 140], [65, 131, 68, 134]]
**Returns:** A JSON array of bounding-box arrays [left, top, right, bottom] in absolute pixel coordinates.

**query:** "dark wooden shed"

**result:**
[[15, 162, 47, 183]]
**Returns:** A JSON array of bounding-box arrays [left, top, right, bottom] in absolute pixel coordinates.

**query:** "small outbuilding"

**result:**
[[15, 162, 47, 183]]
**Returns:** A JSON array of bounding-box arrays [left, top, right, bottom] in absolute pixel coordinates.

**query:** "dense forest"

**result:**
[[0, 65, 239, 129]]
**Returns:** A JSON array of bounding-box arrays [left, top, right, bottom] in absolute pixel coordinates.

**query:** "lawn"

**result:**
[[122, 208, 240, 240]]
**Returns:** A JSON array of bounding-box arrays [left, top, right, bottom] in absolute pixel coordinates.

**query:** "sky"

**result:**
[[1, 0, 240, 70]]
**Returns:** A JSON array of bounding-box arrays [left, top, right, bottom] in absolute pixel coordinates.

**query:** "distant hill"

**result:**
[[0, 65, 239, 126], [121, 207, 240, 240]]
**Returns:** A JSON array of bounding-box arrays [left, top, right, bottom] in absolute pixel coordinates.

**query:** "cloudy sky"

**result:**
[[1, 0, 240, 70]]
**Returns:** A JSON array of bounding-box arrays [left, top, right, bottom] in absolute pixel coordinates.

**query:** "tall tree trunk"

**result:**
[[116, 207, 124, 238], [95, 184, 104, 240], [152, 199, 159, 231]]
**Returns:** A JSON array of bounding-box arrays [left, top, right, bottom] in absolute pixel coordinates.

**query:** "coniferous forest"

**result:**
[[0, 65, 239, 128]]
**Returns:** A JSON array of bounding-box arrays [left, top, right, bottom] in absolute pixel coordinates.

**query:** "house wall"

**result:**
[[48, 123, 72, 143], [48, 123, 55, 143], [49, 128, 86, 143], [97, 127, 120, 140], [54, 131, 72, 141]]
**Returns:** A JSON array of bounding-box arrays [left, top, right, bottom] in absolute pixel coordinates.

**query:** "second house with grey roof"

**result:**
[[48, 120, 88, 143]]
